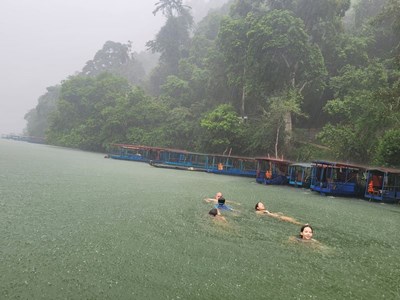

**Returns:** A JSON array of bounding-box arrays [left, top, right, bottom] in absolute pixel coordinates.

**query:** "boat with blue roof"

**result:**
[[255, 157, 292, 185], [364, 167, 400, 203], [288, 163, 313, 188], [310, 160, 366, 196]]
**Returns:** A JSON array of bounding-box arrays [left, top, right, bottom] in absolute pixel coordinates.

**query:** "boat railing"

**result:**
[[327, 181, 356, 192]]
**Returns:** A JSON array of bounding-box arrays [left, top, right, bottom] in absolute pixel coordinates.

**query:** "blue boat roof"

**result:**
[[255, 157, 292, 164], [113, 143, 258, 161], [209, 154, 256, 161], [366, 167, 400, 174]]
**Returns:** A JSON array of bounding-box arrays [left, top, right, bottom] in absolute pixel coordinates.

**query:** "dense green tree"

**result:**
[[217, 9, 326, 123], [375, 129, 400, 167], [354, 0, 388, 29], [217, 16, 250, 116], [230, 0, 266, 17], [369, 0, 400, 61], [246, 89, 305, 158], [125, 97, 170, 146], [188, 10, 232, 108], [246, 10, 326, 134], [81, 41, 145, 84], [24, 85, 60, 137], [147, 0, 194, 94], [163, 106, 197, 149], [199, 104, 244, 153], [246, 10, 326, 92], [318, 62, 399, 163], [160, 75, 190, 107], [100, 87, 149, 146], [47, 73, 131, 150]]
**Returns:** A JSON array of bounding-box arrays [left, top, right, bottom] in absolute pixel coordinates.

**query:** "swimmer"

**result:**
[[255, 201, 302, 225], [204, 192, 240, 205], [299, 224, 314, 241], [204, 192, 223, 203], [214, 197, 235, 211], [209, 208, 226, 221], [288, 224, 325, 248]]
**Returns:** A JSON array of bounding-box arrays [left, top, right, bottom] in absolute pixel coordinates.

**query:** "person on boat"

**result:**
[[209, 208, 226, 221], [214, 197, 234, 211], [368, 179, 374, 194], [254, 202, 301, 225]]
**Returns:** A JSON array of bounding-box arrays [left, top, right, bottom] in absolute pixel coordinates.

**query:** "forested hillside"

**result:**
[[25, 0, 400, 167]]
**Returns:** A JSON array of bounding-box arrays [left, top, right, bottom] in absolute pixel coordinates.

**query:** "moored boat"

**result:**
[[310, 160, 366, 196], [288, 163, 312, 188], [109, 144, 162, 162], [206, 154, 257, 177], [364, 167, 400, 203], [255, 157, 292, 185], [149, 148, 209, 172]]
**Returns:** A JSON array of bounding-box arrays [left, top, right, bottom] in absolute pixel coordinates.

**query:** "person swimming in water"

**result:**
[[208, 208, 226, 221], [254, 201, 302, 225], [204, 192, 240, 205], [214, 197, 235, 211], [290, 223, 326, 247], [204, 192, 223, 203], [298, 224, 314, 241], [288, 223, 324, 249]]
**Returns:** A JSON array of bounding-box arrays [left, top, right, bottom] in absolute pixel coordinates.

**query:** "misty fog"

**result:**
[[1, 0, 225, 134]]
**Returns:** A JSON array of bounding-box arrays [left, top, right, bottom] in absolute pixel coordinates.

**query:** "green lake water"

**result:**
[[0, 139, 399, 299]]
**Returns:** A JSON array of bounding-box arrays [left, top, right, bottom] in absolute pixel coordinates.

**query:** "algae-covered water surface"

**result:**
[[0, 139, 399, 299]]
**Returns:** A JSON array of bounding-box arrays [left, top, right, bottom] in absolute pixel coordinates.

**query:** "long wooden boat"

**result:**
[[206, 154, 257, 177], [149, 148, 209, 172], [288, 163, 313, 188], [149, 160, 206, 172], [109, 144, 163, 162], [310, 160, 366, 196], [255, 157, 292, 185], [364, 167, 400, 203]]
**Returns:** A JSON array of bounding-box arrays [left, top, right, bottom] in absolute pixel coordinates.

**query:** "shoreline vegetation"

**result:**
[[21, 1, 399, 171]]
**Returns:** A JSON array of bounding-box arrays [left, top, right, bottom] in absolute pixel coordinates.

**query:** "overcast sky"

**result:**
[[0, 0, 166, 134]]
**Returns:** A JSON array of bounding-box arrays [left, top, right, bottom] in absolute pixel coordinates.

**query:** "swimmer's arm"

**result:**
[[204, 198, 217, 203], [226, 200, 241, 205]]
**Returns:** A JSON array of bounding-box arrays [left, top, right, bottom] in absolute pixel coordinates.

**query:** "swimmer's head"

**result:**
[[255, 202, 265, 210], [209, 208, 220, 217], [300, 224, 313, 240], [217, 197, 226, 205], [215, 192, 223, 200]]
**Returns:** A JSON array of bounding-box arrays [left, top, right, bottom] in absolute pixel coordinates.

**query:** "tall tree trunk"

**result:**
[[284, 111, 292, 143], [275, 124, 280, 159], [241, 66, 246, 117]]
